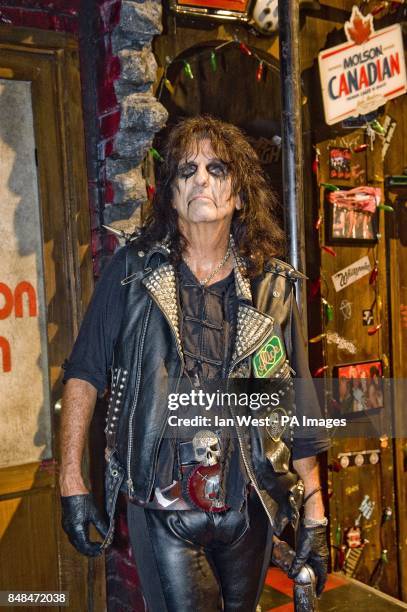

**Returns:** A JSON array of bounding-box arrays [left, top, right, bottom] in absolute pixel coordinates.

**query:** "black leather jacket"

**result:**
[[101, 239, 325, 549]]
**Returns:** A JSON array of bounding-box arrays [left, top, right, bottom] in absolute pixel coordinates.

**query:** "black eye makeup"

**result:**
[[177, 163, 197, 179], [206, 161, 229, 178], [176, 159, 230, 180]]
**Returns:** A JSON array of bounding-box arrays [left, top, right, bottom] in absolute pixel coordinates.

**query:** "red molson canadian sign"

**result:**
[[318, 5, 407, 125]]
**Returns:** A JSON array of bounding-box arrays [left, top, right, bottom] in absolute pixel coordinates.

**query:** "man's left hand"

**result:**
[[288, 523, 329, 596]]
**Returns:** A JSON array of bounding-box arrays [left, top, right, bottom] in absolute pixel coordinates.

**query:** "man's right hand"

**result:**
[[59, 379, 102, 555], [61, 494, 108, 557]]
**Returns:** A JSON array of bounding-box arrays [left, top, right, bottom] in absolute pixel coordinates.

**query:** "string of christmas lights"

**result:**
[[156, 36, 280, 101]]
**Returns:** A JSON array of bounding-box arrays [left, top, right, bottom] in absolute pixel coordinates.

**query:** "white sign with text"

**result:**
[[332, 256, 372, 292], [318, 6, 407, 125]]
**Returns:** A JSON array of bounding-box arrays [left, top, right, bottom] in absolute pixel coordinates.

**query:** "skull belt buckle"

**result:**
[[185, 430, 228, 512]]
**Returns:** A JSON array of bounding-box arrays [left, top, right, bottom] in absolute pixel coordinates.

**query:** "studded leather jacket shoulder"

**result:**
[[101, 240, 309, 549]]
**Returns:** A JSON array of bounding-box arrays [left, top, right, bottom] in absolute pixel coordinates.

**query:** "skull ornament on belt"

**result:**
[[192, 430, 221, 466]]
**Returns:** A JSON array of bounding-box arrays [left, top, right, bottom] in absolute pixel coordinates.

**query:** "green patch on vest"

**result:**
[[252, 335, 285, 378]]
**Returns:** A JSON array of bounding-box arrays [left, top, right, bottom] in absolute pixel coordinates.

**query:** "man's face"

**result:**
[[171, 139, 242, 227]]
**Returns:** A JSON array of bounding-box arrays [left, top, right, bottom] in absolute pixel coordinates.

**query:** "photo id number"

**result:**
[[0, 592, 69, 607]]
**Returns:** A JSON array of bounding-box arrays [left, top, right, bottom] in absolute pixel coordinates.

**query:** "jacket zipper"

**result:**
[[229, 402, 276, 528], [227, 321, 278, 528], [144, 364, 183, 501], [127, 300, 153, 498], [143, 290, 186, 501], [127, 288, 185, 500]]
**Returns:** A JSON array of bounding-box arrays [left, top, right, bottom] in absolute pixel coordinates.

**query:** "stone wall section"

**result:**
[[104, 0, 168, 234], [0, 0, 168, 273]]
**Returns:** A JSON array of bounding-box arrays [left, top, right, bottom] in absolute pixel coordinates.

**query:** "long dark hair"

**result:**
[[138, 115, 285, 276]]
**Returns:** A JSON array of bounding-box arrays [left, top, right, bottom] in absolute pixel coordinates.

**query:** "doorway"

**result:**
[[0, 26, 103, 610]]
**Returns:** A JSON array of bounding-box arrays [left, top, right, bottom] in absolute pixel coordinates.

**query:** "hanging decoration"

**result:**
[[309, 277, 322, 301], [369, 260, 379, 284], [164, 78, 175, 95], [256, 61, 264, 82], [322, 298, 334, 322], [320, 182, 340, 191], [368, 323, 382, 335], [369, 118, 386, 135], [353, 143, 368, 153], [313, 365, 329, 377], [183, 60, 194, 79], [252, 0, 279, 34], [157, 38, 280, 102], [321, 245, 337, 257], [146, 184, 156, 200], [318, 5, 407, 125], [310, 333, 326, 343], [149, 147, 164, 162], [238, 41, 252, 56]]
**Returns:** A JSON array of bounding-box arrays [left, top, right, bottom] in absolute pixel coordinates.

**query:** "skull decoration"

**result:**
[[192, 430, 221, 467], [252, 0, 279, 34]]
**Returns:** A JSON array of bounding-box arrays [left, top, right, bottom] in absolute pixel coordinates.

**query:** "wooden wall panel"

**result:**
[[0, 488, 59, 592], [299, 0, 403, 600], [383, 92, 407, 601]]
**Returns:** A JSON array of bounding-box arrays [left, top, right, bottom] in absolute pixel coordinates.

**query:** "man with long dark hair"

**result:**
[[60, 116, 329, 611]]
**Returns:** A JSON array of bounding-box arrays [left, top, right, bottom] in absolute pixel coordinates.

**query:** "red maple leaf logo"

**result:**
[[345, 6, 374, 45]]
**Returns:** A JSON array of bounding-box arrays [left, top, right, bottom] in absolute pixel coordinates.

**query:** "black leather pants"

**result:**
[[127, 491, 272, 612]]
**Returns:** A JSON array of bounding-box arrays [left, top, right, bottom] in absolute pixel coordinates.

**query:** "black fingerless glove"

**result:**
[[61, 494, 108, 557], [288, 523, 329, 597]]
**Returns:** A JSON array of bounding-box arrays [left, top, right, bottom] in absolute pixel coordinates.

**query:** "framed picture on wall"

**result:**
[[169, 0, 252, 22], [332, 360, 383, 419], [325, 186, 380, 245], [329, 147, 351, 180]]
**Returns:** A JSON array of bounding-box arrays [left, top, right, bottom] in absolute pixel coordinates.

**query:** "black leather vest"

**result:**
[[102, 240, 304, 547]]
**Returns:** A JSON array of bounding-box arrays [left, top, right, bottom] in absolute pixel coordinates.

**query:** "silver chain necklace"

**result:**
[[183, 242, 232, 287]]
